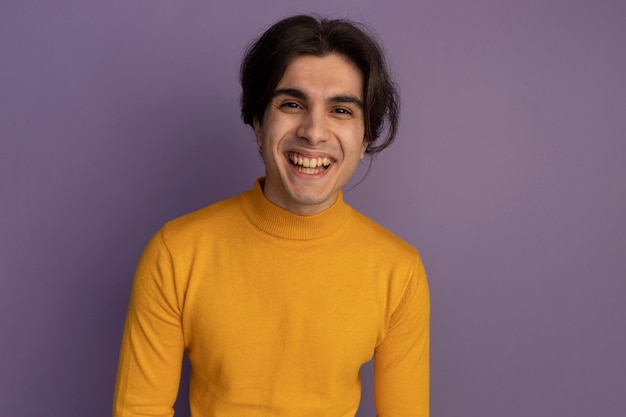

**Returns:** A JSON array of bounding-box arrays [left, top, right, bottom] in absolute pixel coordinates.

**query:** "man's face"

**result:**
[[254, 54, 367, 215]]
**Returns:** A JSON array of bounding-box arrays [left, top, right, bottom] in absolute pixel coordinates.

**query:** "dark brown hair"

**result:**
[[239, 14, 399, 155]]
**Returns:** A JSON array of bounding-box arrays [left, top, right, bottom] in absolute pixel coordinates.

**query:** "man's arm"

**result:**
[[374, 256, 430, 416], [113, 229, 185, 417]]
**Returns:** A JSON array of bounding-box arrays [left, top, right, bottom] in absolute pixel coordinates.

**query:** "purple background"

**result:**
[[2, 1, 625, 416]]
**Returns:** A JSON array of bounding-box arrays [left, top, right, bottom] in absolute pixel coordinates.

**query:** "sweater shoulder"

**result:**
[[347, 208, 419, 259], [160, 194, 243, 243]]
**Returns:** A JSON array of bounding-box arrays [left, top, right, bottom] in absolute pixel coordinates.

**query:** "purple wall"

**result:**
[[2, 1, 625, 416]]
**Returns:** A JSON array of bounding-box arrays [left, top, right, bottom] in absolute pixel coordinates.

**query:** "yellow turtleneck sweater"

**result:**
[[114, 179, 429, 417]]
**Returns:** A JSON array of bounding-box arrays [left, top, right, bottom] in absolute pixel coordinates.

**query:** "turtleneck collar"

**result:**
[[239, 178, 353, 240]]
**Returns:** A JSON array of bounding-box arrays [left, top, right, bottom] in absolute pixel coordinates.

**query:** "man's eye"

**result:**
[[281, 102, 300, 109], [333, 108, 352, 115]]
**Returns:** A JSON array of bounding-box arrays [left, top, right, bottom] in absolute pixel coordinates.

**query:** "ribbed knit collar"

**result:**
[[239, 178, 352, 240]]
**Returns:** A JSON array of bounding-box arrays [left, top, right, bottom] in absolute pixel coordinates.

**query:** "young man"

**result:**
[[114, 15, 429, 417]]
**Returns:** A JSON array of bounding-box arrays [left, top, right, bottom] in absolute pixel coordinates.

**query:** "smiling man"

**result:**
[[254, 53, 367, 215], [114, 15, 429, 417]]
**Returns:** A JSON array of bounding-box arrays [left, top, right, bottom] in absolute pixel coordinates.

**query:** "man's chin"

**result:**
[[287, 189, 339, 212]]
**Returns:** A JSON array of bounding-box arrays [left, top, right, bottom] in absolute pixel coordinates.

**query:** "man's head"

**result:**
[[240, 14, 399, 155]]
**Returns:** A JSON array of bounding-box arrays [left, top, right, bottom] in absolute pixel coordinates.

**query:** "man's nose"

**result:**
[[296, 109, 329, 145]]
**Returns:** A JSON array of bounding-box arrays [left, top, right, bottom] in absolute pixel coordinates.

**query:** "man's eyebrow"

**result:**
[[272, 88, 308, 100], [272, 88, 363, 109], [328, 95, 363, 109]]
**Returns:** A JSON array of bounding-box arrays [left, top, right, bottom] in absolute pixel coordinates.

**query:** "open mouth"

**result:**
[[288, 152, 332, 174]]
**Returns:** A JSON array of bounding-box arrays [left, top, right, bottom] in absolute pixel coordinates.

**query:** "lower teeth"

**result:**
[[297, 166, 323, 174]]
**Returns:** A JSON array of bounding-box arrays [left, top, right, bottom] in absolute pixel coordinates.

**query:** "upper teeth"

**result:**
[[290, 154, 331, 168]]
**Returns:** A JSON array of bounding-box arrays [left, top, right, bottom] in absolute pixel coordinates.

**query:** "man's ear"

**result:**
[[253, 116, 263, 146], [360, 139, 369, 160]]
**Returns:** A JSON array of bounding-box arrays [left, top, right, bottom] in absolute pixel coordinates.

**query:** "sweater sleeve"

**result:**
[[113, 228, 185, 417], [374, 255, 430, 417]]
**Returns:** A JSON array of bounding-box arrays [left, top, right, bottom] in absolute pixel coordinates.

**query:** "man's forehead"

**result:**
[[274, 54, 364, 99], [280, 53, 362, 77]]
